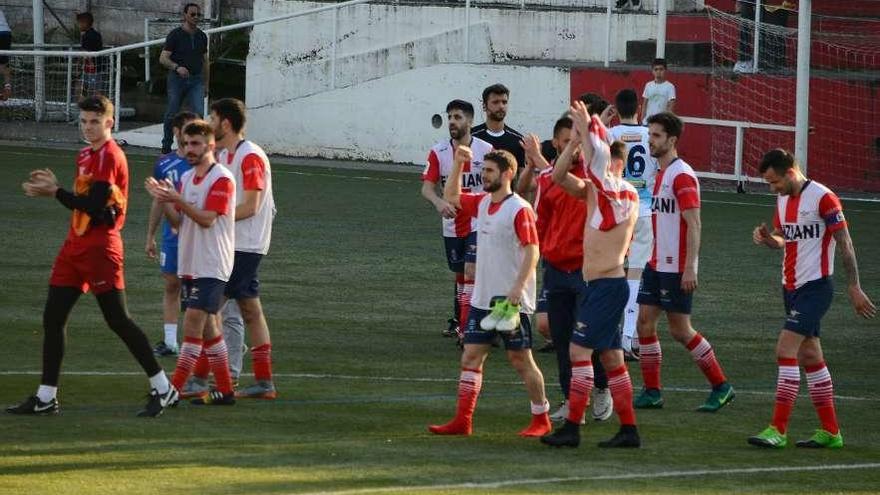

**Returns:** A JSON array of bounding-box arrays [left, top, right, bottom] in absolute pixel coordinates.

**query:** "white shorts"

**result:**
[[627, 216, 653, 269]]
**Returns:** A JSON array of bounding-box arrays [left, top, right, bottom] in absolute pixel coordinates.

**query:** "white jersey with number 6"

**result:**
[[609, 123, 656, 218]]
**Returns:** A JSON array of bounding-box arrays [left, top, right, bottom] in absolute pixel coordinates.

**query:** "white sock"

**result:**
[[163, 323, 178, 347], [531, 399, 550, 415], [623, 279, 640, 342], [149, 372, 171, 395], [37, 385, 57, 403]]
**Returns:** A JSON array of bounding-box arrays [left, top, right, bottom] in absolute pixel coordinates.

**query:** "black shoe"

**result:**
[[137, 386, 179, 417], [6, 395, 59, 415], [615, 0, 630, 8], [540, 420, 581, 447], [598, 425, 641, 448], [536, 341, 555, 353], [191, 390, 236, 406], [153, 341, 179, 357], [443, 318, 459, 338]]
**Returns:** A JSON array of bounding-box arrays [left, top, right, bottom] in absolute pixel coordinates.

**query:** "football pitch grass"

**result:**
[[0, 143, 878, 494]]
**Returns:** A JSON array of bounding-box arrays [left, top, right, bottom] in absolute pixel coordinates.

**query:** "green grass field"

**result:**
[[0, 143, 878, 494]]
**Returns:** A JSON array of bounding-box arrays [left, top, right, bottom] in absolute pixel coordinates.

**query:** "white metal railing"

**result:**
[[681, 116, 796, 183]]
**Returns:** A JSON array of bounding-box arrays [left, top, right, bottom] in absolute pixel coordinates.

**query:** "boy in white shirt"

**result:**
[[641, 58, 676, 124]]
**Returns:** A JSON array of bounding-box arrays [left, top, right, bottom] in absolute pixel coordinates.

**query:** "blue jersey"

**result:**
[[152, 152, 190, 244]]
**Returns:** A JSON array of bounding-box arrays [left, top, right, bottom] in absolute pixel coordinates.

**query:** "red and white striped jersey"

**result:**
[[217, 140, 276, 255], [177, 164, 236, 281], [421, 137, 493, 238], [773, 180, 846, 290], [585, 115, 639, 232], [649, 158, 700, 273]]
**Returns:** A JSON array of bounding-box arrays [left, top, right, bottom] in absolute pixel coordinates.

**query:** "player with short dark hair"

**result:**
[[634, 112, 734, 412], [472, 83, 526, 171], [209, 97, 278, 399], [609, 88, 658, 359], [429, 147, 551, 437], [748, 149, 875, 449], [147, 110, 199, 358], [642, 59, 676, 124], [146, 119, 238, 406], [541, 101, 642, 448], [421, 99, 492, 344], [8, 95, 177, 418]]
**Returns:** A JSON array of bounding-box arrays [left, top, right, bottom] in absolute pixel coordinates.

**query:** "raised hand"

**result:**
[[454, 145, 473, 166], [22, 168, 60, 197]]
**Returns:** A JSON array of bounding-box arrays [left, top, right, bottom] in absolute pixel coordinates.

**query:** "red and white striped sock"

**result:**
[[685, 332, 727, 387], [251, 343, 273, 382], [458, 280, 474, 338], [805, 361, 839, 435], [608, 365, 637, 426], [771, 357, 799, 434], [456, 367, 482, 420], [638, 335, 662, 390], [205, 335, 234, 394], [171, 336, 203, 390], [567, 360, 594, 423], [192, 349, 211, 380]]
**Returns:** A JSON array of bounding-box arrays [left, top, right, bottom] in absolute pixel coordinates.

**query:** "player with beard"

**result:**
[[146, 120, 238, 406], [428, 148, 550, 437], [472, 84, 525, 172], [421, 100, 493, 343]]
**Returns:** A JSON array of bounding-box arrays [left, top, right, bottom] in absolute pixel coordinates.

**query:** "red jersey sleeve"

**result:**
[[458, 192, 485, 219], [672, 173, 700, 210], [514, 207, 539, 246], [422, 149, 440, 183], [240, 153, 266, 191], [818, 192, 847, 233], [92, 146, 121, 184], [204, 177, 234, 215]]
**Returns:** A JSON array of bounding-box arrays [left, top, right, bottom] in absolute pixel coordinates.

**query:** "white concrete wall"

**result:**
[[248, 63, 571, 164]]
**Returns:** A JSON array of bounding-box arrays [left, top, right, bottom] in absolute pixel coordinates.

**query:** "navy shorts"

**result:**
[[224, 251, 263, 299], [182, 278, 226, 314], [0, 32, 10, 65], [536, 280, 549, 313], [159, 241, 178, 275], [572, 277, 628, 351], [783, 277, 833, 337], [636, 265, 693, 314], [464, 305, 533, 351], [443, 231, 478, 273]]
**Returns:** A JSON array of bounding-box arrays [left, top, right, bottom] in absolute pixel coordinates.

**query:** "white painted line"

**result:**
[[274, 170, 412, 183], [1, 370, 876, 401], [296, 463, 880, 495]]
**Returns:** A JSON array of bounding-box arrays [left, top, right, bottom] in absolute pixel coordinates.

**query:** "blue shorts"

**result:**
[[783, 277, 833, 337], [225, 251, 263, 299], [572, 277, 628, 351], [464, 305, 533, 351], [159, 241, 178, 275], [443, 232, 478, 273], [182, 278, 226, 314], [536, 279, 549, 313], [636, 265, 693, 314]]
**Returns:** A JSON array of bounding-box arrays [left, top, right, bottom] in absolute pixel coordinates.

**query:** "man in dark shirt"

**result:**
[[472, 83, 526, 172], [77, 12, 103, 97], [159, 3, 209, 153]]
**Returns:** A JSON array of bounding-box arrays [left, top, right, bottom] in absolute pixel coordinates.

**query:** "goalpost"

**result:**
[[706, 1, 880, 196]]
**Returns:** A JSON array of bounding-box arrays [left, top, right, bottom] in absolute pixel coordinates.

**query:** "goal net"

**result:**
[[0, 45, 116, 122], [707, 5, 880, 196]]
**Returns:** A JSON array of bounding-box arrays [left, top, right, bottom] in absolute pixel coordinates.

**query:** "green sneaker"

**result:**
[[495, 301, 521, 332], [480, 300, 508, 331], [748, 425, 788, 448], [633, 388, 664, 409], [796, 429, 843, 449], [697, 382, 735, 412]]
